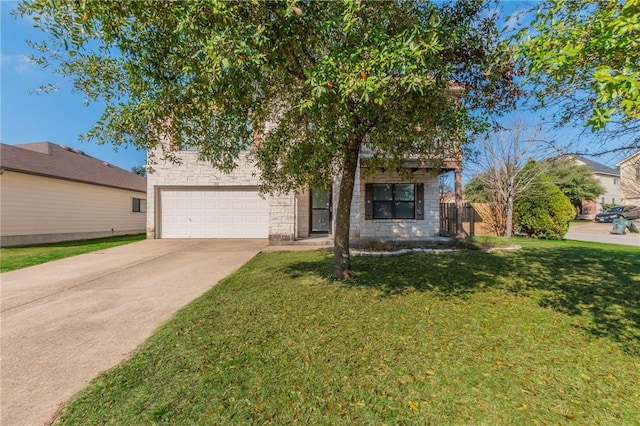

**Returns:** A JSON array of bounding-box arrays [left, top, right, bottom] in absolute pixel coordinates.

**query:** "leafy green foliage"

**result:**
[[130, 165, 147, 177], [54, 244, 640, 424], [16, 0, 515, 185], [463, 173, 492, 203], [543, 157, 606, 208], [514, 0, 640, 146], [514, 166, 575, 239], [16, 0, 518, 276], [464, 122, 545, 237]]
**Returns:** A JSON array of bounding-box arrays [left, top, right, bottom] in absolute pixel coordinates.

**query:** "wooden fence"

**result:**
[[439, 203, 495, 237]]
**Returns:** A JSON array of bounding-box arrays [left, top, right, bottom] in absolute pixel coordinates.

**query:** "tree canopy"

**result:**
[[130, 165, 147, 177], [514, 0, 640, 152], [543, 157, 605, 210], [464, 121, 544, 237], [17, 0, 516, 277]]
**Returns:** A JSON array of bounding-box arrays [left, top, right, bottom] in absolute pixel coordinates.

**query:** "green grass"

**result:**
[[0, 234, 145, 272], [56, 239, 639, 425]]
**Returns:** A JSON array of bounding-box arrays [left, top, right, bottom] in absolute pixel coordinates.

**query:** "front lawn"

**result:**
[[56, 239, 639, 424], [0, 234, 145, 272]]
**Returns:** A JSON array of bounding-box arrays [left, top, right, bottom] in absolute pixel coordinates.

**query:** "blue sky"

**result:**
[[0, 1, 631, 174], [1, 1, 146, 171]]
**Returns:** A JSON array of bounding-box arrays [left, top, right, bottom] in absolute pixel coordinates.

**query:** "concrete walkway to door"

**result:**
[[1, 239, 267, 426]]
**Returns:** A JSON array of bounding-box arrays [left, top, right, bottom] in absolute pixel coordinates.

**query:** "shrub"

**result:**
[[514, 174, 575, 239]]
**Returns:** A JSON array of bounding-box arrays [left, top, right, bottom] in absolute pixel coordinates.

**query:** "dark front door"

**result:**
[[310, 188, 331, 233]]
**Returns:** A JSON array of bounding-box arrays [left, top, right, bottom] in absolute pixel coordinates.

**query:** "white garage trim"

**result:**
[[157, 186, 269, 239]]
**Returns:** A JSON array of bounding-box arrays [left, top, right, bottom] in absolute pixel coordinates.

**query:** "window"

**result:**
[[613, 178, 619, 185], [636, 165, 640, 181], [132, 198, 147, 213], [365, 183, 424, 220], [178, 142, 199, 152]]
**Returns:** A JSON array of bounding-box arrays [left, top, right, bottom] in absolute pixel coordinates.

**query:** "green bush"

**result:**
[[514, 174, 575, 239]]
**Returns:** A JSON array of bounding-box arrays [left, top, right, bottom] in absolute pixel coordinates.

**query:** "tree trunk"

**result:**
[[333, 139, 361, 279], [505, 192, 514, 238]]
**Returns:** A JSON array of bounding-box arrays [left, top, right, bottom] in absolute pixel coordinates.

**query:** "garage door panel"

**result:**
[[160, 189, 269, 238]]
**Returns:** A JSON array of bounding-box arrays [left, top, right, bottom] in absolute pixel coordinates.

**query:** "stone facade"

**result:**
[[342, 166, 440, 241], [146, 149, 296, 242], [148, 148, 442, 243]]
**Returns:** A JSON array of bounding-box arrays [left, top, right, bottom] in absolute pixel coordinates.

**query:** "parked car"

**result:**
[[595, 205, 640, 223]]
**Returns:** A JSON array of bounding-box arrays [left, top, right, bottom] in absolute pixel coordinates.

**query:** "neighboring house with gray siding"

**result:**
[[146, 141, 458, 243], [0, 142, 147, 246]]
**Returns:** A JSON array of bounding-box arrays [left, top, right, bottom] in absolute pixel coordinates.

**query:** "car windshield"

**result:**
[[607, 207, 624, 213]]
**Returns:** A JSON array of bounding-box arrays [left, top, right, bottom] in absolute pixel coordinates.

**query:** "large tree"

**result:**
[[464, 120, 545, 237], [543, 157, 605, 212], [17, 0, 516, 278], [514, 0, 640, 153]]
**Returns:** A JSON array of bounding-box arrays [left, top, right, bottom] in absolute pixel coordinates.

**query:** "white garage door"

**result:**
[[160, 189, 269, 238]]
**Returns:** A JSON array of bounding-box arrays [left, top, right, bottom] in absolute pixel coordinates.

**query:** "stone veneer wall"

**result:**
[[146, 149, 295, 242], [336, 165, 440, 241]]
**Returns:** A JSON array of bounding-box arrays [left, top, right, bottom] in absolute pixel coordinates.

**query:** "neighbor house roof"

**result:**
[[0, 142, 146, 192], [574, 156, 619, 177], [615, 150, 640, 167]]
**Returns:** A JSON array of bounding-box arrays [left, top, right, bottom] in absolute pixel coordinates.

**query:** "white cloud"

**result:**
[[0, 53, 37, 73], [15, 54, 35, 73]]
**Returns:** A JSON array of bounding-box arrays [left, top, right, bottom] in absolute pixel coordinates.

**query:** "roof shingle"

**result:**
[[573, 156, 619, 177], [0, 142, 146, 193]]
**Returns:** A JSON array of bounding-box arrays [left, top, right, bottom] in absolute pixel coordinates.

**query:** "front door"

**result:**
[[310, 188, 332, 233]]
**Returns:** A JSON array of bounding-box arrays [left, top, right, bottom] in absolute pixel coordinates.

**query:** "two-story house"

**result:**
[[145, 142, 460, 243], [572, 156, 620, 217]]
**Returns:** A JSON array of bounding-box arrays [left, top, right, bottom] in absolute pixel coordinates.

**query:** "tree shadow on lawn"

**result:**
[[282, 245, 640, 356]]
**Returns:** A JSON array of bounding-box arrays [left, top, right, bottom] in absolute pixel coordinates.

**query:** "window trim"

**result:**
[[132, 197, 147, 213], [365, 183, 424, 220]]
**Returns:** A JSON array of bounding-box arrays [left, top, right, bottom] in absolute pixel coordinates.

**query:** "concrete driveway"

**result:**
[[565, 221, 640, 246], [1, 238, 267, 426]]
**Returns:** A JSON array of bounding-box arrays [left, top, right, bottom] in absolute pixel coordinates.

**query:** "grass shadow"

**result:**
[[279, 242, 640, 356]]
